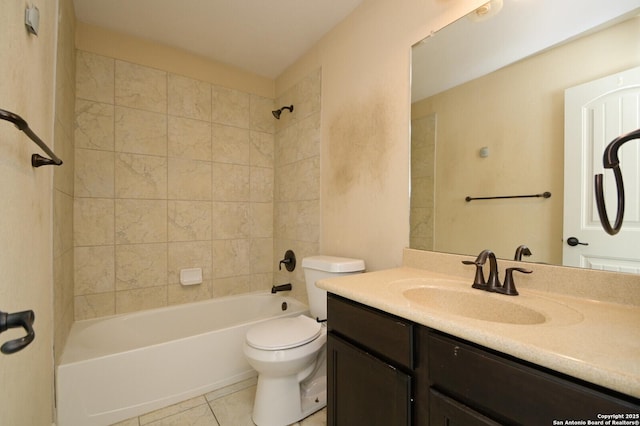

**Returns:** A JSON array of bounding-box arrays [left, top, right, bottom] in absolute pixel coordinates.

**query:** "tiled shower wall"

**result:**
[[410, 113, 436, 251], [273, 70, 321, 302], [73, 50, 280, 320]]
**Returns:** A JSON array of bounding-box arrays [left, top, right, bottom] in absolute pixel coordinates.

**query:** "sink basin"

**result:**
[[403, 286, 562, 325]]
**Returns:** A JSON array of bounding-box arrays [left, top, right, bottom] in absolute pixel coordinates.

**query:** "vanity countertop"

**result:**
[[316, 266, 640, 399]]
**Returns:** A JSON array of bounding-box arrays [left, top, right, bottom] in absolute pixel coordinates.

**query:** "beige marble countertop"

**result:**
[[317, 266, 640, 399]]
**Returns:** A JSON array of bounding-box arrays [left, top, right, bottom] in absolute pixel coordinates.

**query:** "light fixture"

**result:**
[[468, 0, 503, 22]]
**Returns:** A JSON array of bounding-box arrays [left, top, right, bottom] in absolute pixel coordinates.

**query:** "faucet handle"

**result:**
[[495, 267, 532, 296], [462, 260, 487, 289]]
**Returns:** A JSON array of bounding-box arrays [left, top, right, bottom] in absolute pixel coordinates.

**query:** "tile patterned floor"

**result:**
[[110, 378, 326, 426]]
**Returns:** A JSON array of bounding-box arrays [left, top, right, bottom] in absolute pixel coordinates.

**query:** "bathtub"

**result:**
[[56, 292, 308, 426]]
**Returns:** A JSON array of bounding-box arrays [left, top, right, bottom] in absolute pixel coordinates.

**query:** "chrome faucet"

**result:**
[[514, 245, 532, 261], [463, 249, 532, 296]]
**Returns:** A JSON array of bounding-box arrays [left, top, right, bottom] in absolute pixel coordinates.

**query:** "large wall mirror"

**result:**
[[410, 0, 640, 271]]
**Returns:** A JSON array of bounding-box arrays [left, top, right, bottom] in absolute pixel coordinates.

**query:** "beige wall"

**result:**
[[76, 22, 274, 99], [412, 16, 640, 264], [54, 0, 77, 364], [0, 0, 58, 424], [276, 0, 486, 271]]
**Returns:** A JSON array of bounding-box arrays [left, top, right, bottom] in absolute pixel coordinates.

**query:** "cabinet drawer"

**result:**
[[328, 294, 414, 370], [427, 332, 640, 424], [429, 389, 501, 426]]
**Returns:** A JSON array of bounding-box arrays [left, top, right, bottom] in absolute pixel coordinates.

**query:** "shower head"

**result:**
[[272, 105, 294, 119]]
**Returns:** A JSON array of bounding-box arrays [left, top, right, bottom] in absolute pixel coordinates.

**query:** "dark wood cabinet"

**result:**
[[327, 293, 414, 426], [422, 329, 640, 425], [428, 389, 501, 426], [327, 294, 640, 426], [327, 333, 411, 426]]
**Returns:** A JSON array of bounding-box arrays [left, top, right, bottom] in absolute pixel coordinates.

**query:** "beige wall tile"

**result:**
[[276, 157, 318, 202], [115, 199, 167, 244], [297, 112, 321, 159], [212, 275, 252, 298], [212, 202, 250, 239], [168, 240, 213, 283], [212, 86, 250, 127], [212, 124, 250, 165], [293, 68, 322, 120], [296, 200, 320, 243], [115, 60, 167, 113], [75, 100, 115, 150], [75, 293, 115, 320], [115, 243, 168, 290], [115, 153, 168, 199], [168, 200, 212, 242], [116, 287, 167, 314], [115, 106, 167, 156], [76, 50, 114, 103], [167, 280, 213, 306], [75, 149, 115, 198], [251, 167, 274, 202], [74, 198, 114, 246], [251, 238, 273, 274], [168, 116, 211, 161], [74, 49, 287, 319], [168, 158, 212, 200], [212, 163, 250, 201], [212, 239, 251, 278], [75, 245, 115, 295], [168, 74, 212, 121], [250, 94, 275, 133], [250, 273, 273, 293], [250, 131, 274, 168], [250, 202, 273, 238]]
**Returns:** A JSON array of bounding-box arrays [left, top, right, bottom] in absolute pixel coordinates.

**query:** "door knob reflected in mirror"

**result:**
[[567, 237, 589, 247]]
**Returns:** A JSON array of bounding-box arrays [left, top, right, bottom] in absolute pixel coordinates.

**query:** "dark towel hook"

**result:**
[[0, 310, 35, 354], [594, 128, 640, 235], [0, 108, 63, 167]]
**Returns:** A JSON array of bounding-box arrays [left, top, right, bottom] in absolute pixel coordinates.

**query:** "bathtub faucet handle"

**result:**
[[278, 250, 296, 272]]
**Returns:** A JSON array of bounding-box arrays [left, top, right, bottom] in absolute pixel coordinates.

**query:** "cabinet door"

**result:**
[[328, 333, 411, 426], [429, 389, 501, 426]]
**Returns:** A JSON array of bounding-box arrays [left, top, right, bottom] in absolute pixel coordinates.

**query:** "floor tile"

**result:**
[[140, 396, 208, 424], [145, 403, 218, 426], [208, 385, 256, 426]]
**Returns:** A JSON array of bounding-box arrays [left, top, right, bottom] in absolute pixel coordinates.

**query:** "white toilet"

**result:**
[[243, 255, 365, 426]]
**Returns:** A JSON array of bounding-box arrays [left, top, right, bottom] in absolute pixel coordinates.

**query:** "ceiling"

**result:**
[[73, 0, 364, 79]]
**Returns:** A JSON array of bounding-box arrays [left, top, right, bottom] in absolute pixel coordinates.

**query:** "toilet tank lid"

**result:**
[[302, 256, 365, 273]]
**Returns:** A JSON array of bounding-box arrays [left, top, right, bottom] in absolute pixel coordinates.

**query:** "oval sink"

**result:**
[[403, 286, 548, 325]]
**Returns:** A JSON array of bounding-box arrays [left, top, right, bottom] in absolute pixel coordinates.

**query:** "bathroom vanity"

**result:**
[[320, 249, 640, 425]]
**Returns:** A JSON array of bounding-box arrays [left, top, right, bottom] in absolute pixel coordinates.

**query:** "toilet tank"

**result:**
[[302, 256, 365, 321]]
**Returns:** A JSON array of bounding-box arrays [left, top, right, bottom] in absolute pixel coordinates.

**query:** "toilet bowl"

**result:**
[[244, 255, 365, 426]]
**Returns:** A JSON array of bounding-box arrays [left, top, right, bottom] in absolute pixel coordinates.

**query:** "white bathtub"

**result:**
[[56, 292, 308, 426]]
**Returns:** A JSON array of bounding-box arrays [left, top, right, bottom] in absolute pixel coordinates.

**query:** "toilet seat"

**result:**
[[246, 315, 321, 350]]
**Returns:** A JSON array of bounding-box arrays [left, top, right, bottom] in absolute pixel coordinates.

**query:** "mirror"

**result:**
[[410, 0, 640, 268]]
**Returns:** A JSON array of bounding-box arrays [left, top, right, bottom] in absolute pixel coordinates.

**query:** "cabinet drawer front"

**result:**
[[328, 294, 414, 369], [429, 389, 501, 426], [427, 332, 640, 424]]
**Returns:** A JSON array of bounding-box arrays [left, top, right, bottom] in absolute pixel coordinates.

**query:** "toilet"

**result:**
[[243, 255, 365, 426]]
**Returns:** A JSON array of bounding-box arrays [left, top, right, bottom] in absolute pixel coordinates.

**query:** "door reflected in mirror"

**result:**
[[410, 0, 640, 271]]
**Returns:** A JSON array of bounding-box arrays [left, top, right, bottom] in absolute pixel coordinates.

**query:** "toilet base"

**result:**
[[252, 354, 327, 426]]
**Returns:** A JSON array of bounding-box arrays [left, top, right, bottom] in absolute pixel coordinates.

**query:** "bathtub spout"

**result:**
[[271, 283, 292, 294]]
